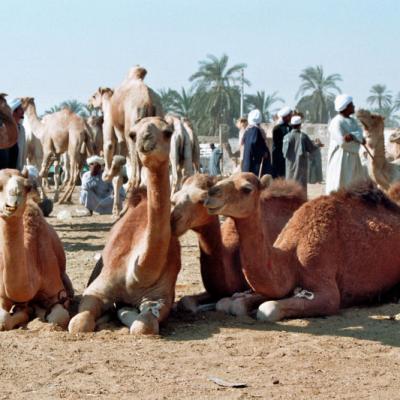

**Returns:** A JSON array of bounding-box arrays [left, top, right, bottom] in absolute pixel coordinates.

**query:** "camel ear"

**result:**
[[260, 174, 273, 190]]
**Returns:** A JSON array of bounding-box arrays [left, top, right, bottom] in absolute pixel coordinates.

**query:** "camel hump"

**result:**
[[262, 178, 307, 202], [128, 66, 147, 80]]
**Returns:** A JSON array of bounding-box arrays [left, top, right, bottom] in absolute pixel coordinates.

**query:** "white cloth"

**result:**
[[277, 106, 292, 118], [290, 115, 302, 125], [9, 98, 22, 112], [87, 155, 105, 165], [325, 114, 366, 194], [16, 123, 26, 171], [248, 109, 262, 125], [334, 94, 352, 112]]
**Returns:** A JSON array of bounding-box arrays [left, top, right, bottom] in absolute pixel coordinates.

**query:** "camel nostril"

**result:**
[[129, 131, 137, 141]]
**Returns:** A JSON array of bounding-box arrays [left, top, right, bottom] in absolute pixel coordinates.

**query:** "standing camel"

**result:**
[[171, 174, 306, 315], [0, 169, 72, 330], [21, 97, 93, 203], [204, 173, 400, 321], [0, 93, 18, 149], [69, 117, 181, 335]]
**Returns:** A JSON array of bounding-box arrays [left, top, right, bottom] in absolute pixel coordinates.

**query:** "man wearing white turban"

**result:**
[[325, 95, 366, 194], [242, 109, 272, 176], [272, 106, 292, 177]]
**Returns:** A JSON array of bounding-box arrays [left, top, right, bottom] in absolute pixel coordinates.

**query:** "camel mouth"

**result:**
[[2, 204, 18, 216], [139, 142, 156, 154], [205, 203, 223, 215]]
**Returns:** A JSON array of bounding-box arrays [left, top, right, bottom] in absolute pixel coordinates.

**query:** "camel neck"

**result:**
[[235, 205, 294, 298], [25, 105, 43, 140], [0, 216, 36, 302], [0, 107, 18, 148]]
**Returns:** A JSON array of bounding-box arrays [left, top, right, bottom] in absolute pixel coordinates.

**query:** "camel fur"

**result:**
[[0, 169, 72, 330], [357, 109, 400, 189], [0, 94, 18, 149], [204, 172, 400, 321], [68, 117, 181, 335], [171, 174, 306, 315]]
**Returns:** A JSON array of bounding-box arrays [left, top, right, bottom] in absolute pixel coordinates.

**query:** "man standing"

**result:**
[[283, 116, 322, 194], [272, 106, 292, 178], [208, 143, 222, 176], [325, 94, 365, 194], [80, 156, 125, 215], [242, 109, 272, 176]]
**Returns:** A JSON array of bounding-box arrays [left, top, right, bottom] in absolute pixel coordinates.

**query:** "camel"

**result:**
[[86, 115, 104, 156], [21, 97, 94, 203], [181, 117, 200, 173], [171, 174, 306, 315], [357, 109, 400, 190], [68, 117, 181, 335], [204, 172, 400, 321], [387, 129, 400, 163], [0, 169, 72, 330], [0, 93, 18, 149]]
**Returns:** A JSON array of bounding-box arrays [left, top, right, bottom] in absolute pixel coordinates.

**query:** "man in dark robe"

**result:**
[[242, 109, 272, 177], [272, 106, 292, 178]]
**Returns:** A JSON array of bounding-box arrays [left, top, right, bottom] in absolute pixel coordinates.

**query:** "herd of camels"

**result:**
[[1, 66, 400, 334]]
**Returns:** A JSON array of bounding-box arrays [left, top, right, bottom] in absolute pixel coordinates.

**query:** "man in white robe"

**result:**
[[325, 95, 366, 194]]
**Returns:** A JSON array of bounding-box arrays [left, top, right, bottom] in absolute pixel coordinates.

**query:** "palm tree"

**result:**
[[296, 65, 342, 123], [245, 91, 284, 122], [43, 105, 62, 116], [376, 105, 400, 128], [158, 88, 178, 113], [60, 99, 90, 117], [169, 87, 197, 118], [189, 54, 249, 135], [367, 84, 392, 111]]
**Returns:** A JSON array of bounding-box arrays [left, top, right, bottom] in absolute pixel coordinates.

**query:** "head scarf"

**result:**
[[290, 115, 302, 126], [87, 155, 105, 166], [248, 109, 262, 125], [277, 106, 292, 118], [335, 94, 353, 112]]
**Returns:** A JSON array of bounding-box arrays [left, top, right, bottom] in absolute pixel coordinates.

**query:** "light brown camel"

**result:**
[[21, 97, 93, 203], [171, 174, 306, 315], [181, 117, 200, 172], [204, 172, 400, 321], [86, 115, 104, 156], [68, 117, 181, 335], [0, 94, 18, 149], [357, 109, 400, 189], [0, 169, 72, 330]]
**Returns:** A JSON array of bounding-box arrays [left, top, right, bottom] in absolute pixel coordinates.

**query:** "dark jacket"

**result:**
[[272, 122, 291, 178]]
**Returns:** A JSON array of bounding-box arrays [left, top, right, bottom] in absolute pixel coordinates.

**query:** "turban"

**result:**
[[335, 94, 353, 112], [290, 115, 302, 126], [9, 98, 22, 112], [87, 155, 105, 165], [277, 106, 292, 118], [248, 109, 262, 125]]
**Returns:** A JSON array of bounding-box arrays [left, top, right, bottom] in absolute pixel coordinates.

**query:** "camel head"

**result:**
[[131, 117, 173, 168], [20, 97, 35, 111], [356, 109, 385, 147], [88, 87, 113, 109], [204, 173, 272, 218], [0, 169, 32, 218], [389, 129, 400, 144], [171, 174, 218, 236]]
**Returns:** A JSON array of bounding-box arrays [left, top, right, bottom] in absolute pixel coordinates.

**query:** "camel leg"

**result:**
[[58, 152, 79, 204], [257, 286, 341, 322], [39, 152, 54, 199], [46, 304, 70, 329], [177, 292, 218, 313], [216, 291, 267, 316], [0, 300, 30, 331], [112, 173, 123, 216]]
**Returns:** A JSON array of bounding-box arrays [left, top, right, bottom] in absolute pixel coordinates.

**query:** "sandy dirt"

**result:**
[[1, 184, 400, 400]]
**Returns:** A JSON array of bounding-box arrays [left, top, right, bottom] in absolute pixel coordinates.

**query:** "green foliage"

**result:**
[[245, 91, 284, 122], [44, 99, 90, 117]]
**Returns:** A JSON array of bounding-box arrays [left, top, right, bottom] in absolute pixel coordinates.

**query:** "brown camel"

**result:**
[[0, 94, 18, 149], [21, 97, 93, 203], [171, 174, 306, 315], [0, 169, 72, 330], [357, 109, 400, 189], [86, 115, 104, 156], [204, 172, 400, 321], [68, 117, 181, 335]]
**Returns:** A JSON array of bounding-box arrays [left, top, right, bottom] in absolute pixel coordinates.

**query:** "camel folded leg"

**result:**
[[256, 286, 340, 322], [216, 291, 267, 316], [0, 305, 30, 331], [177, 292, 218, 313]]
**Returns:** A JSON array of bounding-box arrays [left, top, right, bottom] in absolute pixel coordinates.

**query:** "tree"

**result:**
[[376, 105, 400, 128], [169, 87, 197, 119], [296, 65, 342, 123], [44, 99, 90, 117], [245, 91, 284, 122], [367, 84, 392, 111], [158, 88, 178, 114], [189, 54, 249, 135]]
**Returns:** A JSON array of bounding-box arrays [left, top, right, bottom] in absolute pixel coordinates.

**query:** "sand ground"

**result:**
[[1, 183, 400, 400]]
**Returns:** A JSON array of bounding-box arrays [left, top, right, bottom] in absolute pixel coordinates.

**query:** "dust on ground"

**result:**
[[1, 183, 400, 400]]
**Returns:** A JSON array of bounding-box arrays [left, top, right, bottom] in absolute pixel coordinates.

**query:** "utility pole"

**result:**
[[240, 68, 244, 117]]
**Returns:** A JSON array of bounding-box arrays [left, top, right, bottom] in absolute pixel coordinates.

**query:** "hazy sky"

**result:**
[[1, 0, 399, 114]]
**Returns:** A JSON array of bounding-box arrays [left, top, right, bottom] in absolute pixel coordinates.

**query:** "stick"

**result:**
[[258, 158, 264, 178]]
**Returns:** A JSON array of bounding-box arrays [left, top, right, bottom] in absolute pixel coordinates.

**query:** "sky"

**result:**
[[1, 0, 399, 114]]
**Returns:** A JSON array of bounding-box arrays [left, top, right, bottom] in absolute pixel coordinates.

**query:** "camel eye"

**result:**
[[129, 131, 137, 142], [163, 130, 173, 139], [241, 186, 253, 194]]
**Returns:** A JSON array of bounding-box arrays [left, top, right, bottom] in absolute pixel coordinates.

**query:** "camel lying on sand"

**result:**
[[204, 172, 400, 321], [69, 117, 181, 335], [171, 174, 306, 315], [357, 109, 400, 189], [0, 169, 73, 330], [0, 94, 18, 149], [21, 97, 93, 203]]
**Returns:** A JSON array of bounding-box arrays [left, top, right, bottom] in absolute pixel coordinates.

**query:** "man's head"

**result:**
[[277, 106, 292, 124], [290, 115, 302, 129], [87, 156, 105, 176], [210, 143, 215, 150], [335, 94, 355, 117], [9, 98, 24, 124], [236, 117, 248, 130]]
